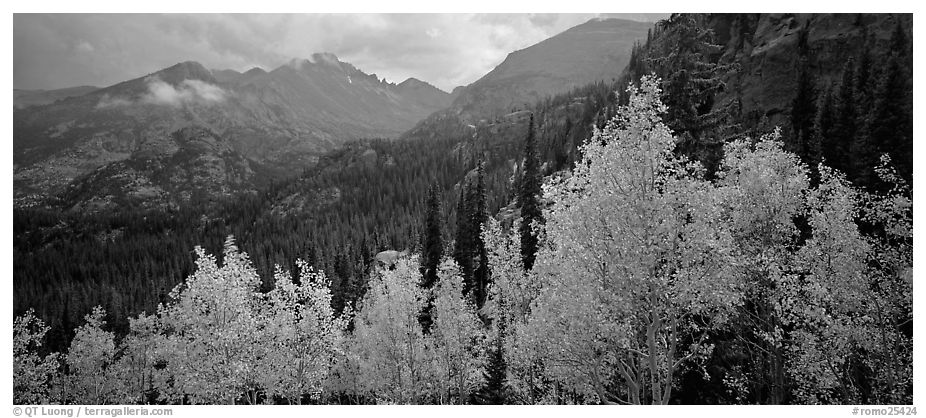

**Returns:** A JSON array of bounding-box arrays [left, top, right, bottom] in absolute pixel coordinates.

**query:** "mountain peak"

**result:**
[[243, 67, 267, 77], [165, 61, 209, 73], [397, 77, 431, 89], [154, 61, 216, 84], [572, 16, 643, 31], [211, 68, 243, 83], [310, 52, 341, 67], [284, 58, 310, 70]]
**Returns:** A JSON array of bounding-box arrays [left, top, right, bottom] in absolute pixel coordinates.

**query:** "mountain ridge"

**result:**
[[14, 17, 655, 210], [448, 17, 654, 121], [14, 54, 454, 206], [401, 17, 654, 148], [14, 86, 101, 109]]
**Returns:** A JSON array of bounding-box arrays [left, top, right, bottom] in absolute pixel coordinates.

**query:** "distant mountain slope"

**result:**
[[60, 126, 266, 212], [14, 86, 100, 109], [402, 17, 653, 146], [449, 17, 653, 121], [14, 55, 452, 204]]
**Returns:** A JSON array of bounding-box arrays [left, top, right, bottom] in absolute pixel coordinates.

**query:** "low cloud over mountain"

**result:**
[[97, 77, 228, 108]]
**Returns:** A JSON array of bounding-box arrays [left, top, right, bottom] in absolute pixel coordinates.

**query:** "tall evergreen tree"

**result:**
[[854, 48, 874, 108], [789, 62, 817, 162], [646, 13, 736, 176], [420, 183, 444, 332], [452, 161, 491, 309], [849, 49, 879, 188], [827, 59, 856, 176], [812, 85, 835, 182], [889, 20, 909, 58], [422, 184, 445, 289], [518, 114, 543, 271], [471, 161, 490, 309], [475, 295, 508, 404], [454, 182, 475, 291], [869, 55, 913, 184]]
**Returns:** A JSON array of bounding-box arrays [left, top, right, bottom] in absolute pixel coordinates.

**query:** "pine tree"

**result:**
[[889, 20, 909, 58], [475, 299, 508, 404], [453, 182, 474, 291], [518, 114, 543, 271], [789, 62, 817, 162], [829, 59, 857, 176], [420, 184, 444, 332], [471, 161, 490, 309], [854, 48, 874, 109], [850, 49, 878, 188], [869, 55, 912, 184], [421, 184, 444, 289], [646, 13, 736, 176], [813, 85, 836, 180]]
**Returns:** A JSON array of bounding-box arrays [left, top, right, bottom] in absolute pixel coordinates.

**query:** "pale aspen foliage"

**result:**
[[516, 76, 740, 404], [428, 260, 488, 404], [348, 256, 433, 403], [13, 310, 61, 404], [65, 306, 120, 404]]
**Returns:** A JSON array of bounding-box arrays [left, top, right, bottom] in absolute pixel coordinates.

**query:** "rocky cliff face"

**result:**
[[14, 55, 453, 205], [707, 13, 911, 128]]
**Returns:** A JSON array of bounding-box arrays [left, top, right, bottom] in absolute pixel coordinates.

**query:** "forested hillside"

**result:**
[[15, 66, 625, 352], [14, 13, 913, 405], [15, 75, 912, 406]]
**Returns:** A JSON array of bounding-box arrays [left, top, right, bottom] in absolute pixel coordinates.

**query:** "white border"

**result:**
[[3, 3, 923, 417]]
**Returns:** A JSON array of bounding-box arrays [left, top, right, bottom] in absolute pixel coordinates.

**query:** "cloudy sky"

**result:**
[[14, 13, 665, 92]]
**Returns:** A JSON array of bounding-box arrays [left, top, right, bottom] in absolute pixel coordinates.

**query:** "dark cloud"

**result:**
[[14, 13, 665, 92]]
